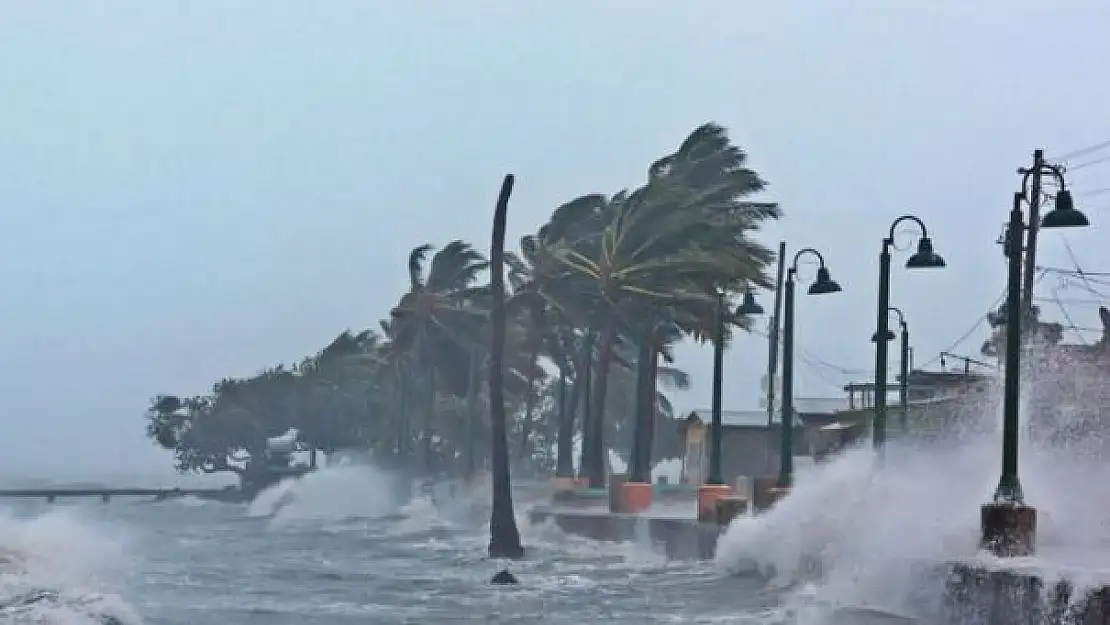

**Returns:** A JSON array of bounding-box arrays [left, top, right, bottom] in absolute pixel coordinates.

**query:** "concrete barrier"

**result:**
[[713, 497, 748, 526], [697, 484, 732, 522], [752, 475, 785, 512], [943, 562, 1110, 624], [608, 473, 628, 513], [528, 506, 722, 560]]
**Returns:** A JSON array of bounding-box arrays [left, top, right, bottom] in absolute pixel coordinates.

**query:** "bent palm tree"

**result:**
[[488, 174, 525, 562], [549, 123, 781, 487]]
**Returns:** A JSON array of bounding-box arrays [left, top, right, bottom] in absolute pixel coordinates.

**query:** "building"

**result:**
[[685, 397, 850, 486], [680, 364, 1005, 487]]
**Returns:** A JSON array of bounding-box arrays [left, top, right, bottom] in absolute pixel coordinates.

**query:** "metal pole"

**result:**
[[766, 241, 787, 428], [764, 241, 787, 473], [995, 192, 1026, 504], [465, 350, 480, 476], [1021, 149, 1044, 324], [777, 271, 796, 488], [899, 322, 910, 432], [873, 242, 892, 449], [708, 291, 726, 485]]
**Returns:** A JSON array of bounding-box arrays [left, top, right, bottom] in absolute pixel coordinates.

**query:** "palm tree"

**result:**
[[547, 122, 780, 488], [297, 329, 381, 466], [487, 174, 525, 565], [389, 240, 490, 472]]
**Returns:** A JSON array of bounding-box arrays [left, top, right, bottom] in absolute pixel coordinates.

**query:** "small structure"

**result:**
[[683, 398, 846, 487], [240, 428, 315, 496], [842, 368, 992, 410]]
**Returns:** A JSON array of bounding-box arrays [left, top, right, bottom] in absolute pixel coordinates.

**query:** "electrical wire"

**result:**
[[917, 289, 1006, 369], [1037, 265, 1110, 278], [1060, 235, 1104, 298], [1053, 139, 1110, 163], [747, 326, 865, 378], [1068, 155, 1110, 172], [1033, 296, 1106, 306], [1048, 285, 1088, 346], [918, 269, 1052, 369]]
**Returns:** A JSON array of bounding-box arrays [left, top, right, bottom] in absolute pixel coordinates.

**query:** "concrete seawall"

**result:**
[[944, 562, 1110, 624], [530, 506, 1110, 623], [528, 507, 721, 560]]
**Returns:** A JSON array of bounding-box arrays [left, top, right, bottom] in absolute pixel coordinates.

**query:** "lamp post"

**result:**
[[897, 311, 909, 433], [873, 307, 911, 433], [699, 288, 764, 521], [873, 216, 945, 450], [706, 289, 765, 486], [778, 248, 841, 490], [872, 307, 909, 432], [1018, 150, 1088, 322], [982, 184, 1089, 557]]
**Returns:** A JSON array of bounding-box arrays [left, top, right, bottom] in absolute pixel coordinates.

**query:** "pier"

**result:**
[[0, 487, 239, 503]]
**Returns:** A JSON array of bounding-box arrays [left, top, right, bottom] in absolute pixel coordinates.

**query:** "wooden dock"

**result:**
[[0, 487, 240, 503]]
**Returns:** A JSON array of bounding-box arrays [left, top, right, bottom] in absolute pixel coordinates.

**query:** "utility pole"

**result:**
[[765, 241, 787, 427], [763, 241, 786, 473], [1020, 149, 1044, 323]]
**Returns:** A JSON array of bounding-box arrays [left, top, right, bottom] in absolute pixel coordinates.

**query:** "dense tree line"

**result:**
[[145, 123, 781, 487]]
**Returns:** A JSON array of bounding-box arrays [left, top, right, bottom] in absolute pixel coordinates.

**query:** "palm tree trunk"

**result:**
[[465, 350, 480, 477], [644, 339, 659, 478], [577, 334, 595, 478], [555, 367, 576, 477], [629, 336, 654, 483], [519, 371, 538, 458], [426, 366, 437, 474], [397, 370, 409, 458], [587, 317, 617, 489], [487, 174, 524, 561]]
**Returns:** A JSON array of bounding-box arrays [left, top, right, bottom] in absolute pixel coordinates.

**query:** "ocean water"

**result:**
[[8, 372, 1110, 624], [0, 466, 776, 624]]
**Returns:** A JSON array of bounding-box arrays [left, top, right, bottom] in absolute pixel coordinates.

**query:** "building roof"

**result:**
[[686, 395, 846, 430], [689, 408, 807, 428]]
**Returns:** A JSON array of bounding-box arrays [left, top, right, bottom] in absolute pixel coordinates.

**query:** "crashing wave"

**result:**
[[0, 586, 140, 624], [0, 510, 142, 624]]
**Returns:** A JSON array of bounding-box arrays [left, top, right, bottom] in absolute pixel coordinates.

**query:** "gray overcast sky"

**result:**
[[1, 1, 1108, 482]]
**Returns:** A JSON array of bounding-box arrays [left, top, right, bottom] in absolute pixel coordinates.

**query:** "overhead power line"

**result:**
[[1037, 265, 1110, 278], [1053, 139, 1110, 162], [1068, 155, 1110, 172]]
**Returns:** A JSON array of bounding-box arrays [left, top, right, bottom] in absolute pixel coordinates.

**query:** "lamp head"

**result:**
[[734, 291, 765, 316], [1041, 190, 1090, 228], [808, 266, 842, 295], [906, 236, 946, 269], [871, 330, 897, 343]]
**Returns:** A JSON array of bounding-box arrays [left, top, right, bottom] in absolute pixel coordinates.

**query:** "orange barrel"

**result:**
[[620, 482, 653, 513]]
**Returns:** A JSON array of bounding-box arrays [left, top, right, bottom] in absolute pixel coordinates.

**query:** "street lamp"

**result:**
[[872, 307, 910, 433], [1018, 150, 1088, 323], [873, 216, 945, 450], [706, 289, 765, 487], [981, 189, 1090, 557], [700, 288, 764, 522], [778, 249, 841, 490]]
